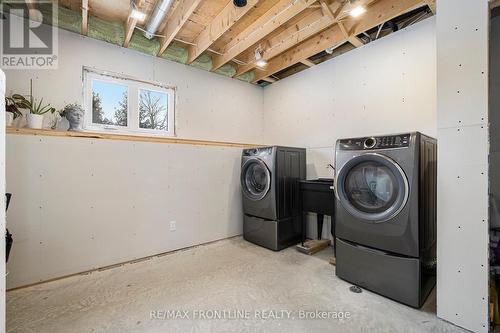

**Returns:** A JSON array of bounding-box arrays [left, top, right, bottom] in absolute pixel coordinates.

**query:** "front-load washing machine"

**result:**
[[241, 146, 306, 251], [334, 132, 436, 307]]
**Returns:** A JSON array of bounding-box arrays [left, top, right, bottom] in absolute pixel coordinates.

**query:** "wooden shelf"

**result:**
[[6, 127, 260, 149]]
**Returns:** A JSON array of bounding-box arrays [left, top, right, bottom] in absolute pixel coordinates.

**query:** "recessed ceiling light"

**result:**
[[350, 6, 366, 18], [255, 49, 268, 68], [131, 9, 146, 21], [256, 59, 268, 68]]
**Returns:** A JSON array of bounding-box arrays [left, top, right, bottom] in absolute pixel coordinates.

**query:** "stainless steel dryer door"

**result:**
[[335, 153, 409, 223], [241, 158, 271, 201]]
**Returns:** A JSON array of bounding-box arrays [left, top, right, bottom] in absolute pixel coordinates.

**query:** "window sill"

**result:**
[[6, 127, 259, 148]]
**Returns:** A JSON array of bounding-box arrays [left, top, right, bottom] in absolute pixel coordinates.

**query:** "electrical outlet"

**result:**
[[170, 221, 176, 231]]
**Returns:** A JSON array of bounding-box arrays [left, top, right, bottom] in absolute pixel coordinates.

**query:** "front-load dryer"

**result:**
[[241, 146, 306, 251], [334, 132, 436, 307]]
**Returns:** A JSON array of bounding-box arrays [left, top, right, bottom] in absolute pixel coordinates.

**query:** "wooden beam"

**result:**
[[234, 4, 343, 77], [261, 77, 277, 83], [234, 0, 370, 77], [252, 0, 425, 83], [187, 0, 259, 64], [251, 26, 345, 84], [301, 59, 315, 67], [319, 0, 336, 19], [338, 21, 364, 47], [123, 0, 145, 48], [81, 0, 88, 36], [424, 0, 436, 13], [25, 0, 36, 10], [211, 0, 317, 71], [348, 35, 364, 47], [158, 0, 203, 56], [24, 0, 37, 21], [322, 0, 364, 47]]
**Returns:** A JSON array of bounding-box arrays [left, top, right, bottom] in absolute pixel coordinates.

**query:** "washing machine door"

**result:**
[[335, 153, 409, 223], [241, 158, 271, 201]]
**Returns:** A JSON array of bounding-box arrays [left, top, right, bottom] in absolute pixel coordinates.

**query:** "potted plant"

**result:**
[[5, 94, 25, 126], [25, 97, 56, 129], [16, 80, 56, 129]]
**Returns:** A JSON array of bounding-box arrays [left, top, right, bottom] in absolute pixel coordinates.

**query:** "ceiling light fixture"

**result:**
[[131, 8, 147, 21], [255, 49, 268, 68], [349, 5, 366, 18]]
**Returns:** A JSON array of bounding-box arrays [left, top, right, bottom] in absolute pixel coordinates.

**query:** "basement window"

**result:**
[[83, 68, 175, 137]]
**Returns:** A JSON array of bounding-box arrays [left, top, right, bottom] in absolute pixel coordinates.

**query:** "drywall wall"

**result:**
[[263, 17, 436, 147], [4, 22, 263, 289], [6, 135, 244, 289], [436, 0, 489, 332], [0, 70, 6, 330], [491, 12, 500, 229], [262, 17, 437, 239], [3, 19, 264, 144]]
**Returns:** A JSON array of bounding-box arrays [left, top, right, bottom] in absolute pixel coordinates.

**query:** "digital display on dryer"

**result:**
[[338, 134, 410, 150], [243, 147, 273, 156]]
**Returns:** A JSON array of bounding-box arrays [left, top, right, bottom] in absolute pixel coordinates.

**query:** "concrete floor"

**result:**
[[7, 237, 464, 333]]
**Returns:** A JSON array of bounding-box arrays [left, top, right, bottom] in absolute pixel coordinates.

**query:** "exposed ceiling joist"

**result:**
[[234, 1, 346, 77], [24, 0, 36, 10], [424, 0, 436, 13], [158, 0, 204, 56], [211, 0, 317, 71], [24, 0, 37, 20], [252, 0, 426, 83], [319, 0, 337, 19], [54, 0, 435, 84], [251, 25, 345, 84], [348, 0, 425, 36], [301, 59, 315, 67], [261, 77, 278, 83], [338, 21, 365, 47], [81, 0, 89, 36], [123, 0, 145, 48], [321, 0, 364, 47], [187, 0, 259, 64]]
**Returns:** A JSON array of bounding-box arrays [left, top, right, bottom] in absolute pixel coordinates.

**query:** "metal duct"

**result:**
[[143, 0, 174, 39]]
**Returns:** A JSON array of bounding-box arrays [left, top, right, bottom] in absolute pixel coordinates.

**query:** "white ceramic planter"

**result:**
[[5, 112, 13, 127], [26, 114, 44, 129]]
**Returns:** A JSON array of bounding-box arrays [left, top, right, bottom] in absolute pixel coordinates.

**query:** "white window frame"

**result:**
[[83, 67, 176, 137]]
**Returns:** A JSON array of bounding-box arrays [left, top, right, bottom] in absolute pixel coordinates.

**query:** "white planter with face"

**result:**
[[27, 114, 44, 129]]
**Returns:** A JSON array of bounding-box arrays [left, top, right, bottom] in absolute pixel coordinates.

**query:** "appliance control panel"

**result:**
[[338, 134, 411, 150], [243, 147, 274, 156]]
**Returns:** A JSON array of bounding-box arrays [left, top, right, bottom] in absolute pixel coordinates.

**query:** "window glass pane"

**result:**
[[92, 80, 128, 127], [139, 89, 169, 131]]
